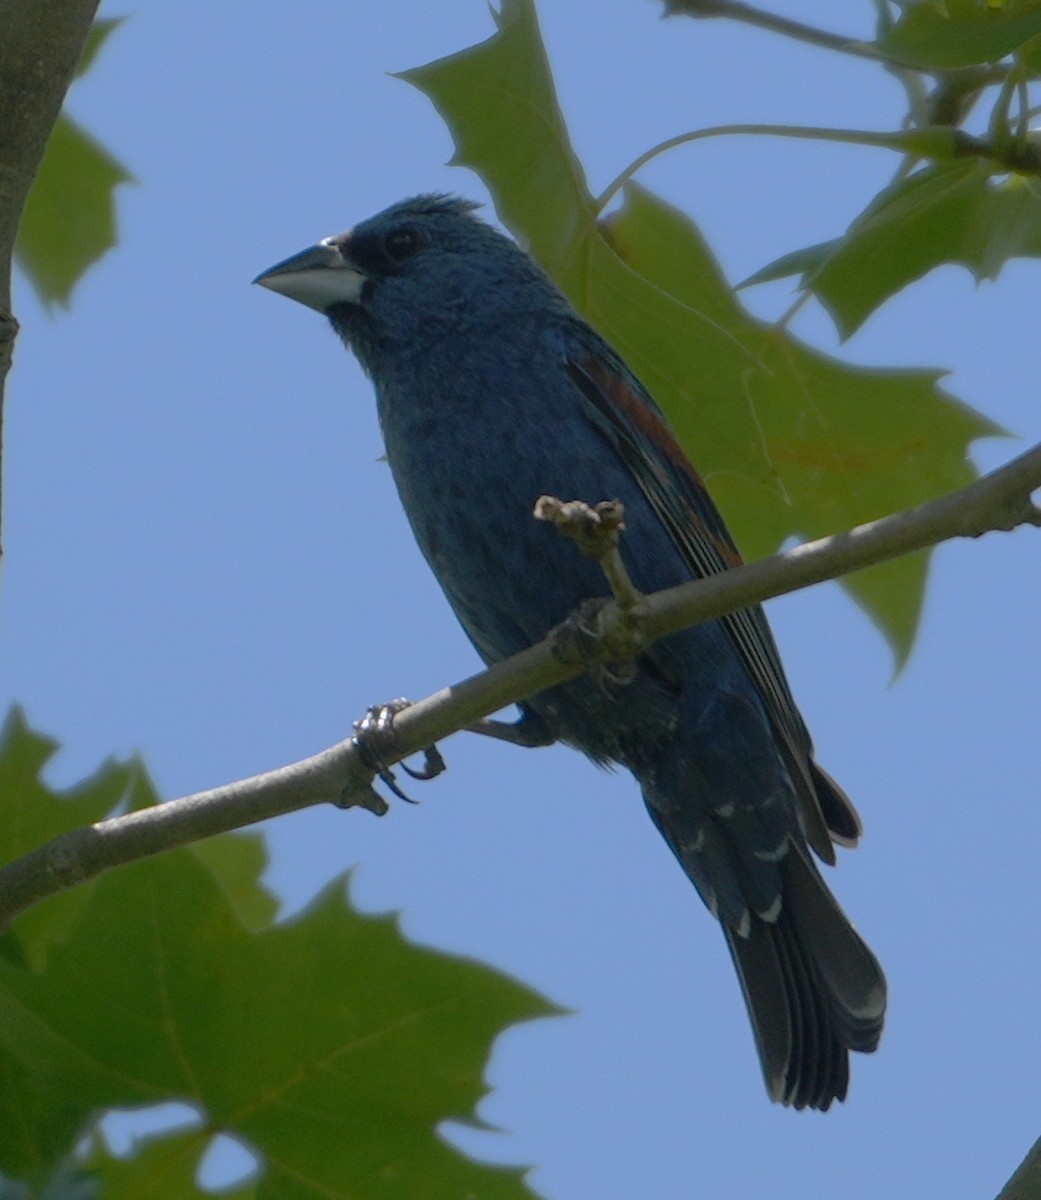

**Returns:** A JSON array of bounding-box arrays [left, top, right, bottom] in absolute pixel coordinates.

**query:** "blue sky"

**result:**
[[3, 2, 1040, 1197]]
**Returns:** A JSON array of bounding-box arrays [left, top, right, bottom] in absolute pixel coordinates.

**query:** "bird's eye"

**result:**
[[383, 226, 423, 264]]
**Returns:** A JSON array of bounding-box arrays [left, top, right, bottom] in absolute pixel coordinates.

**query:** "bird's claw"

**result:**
[[348, 698, 446, 806], [399, 743, 447, 781], [352, 698, 412, 768]]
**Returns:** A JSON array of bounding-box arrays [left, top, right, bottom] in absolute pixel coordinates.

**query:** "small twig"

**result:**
[[921, 66, 1005, 129], [0, 439, 1038, 928], [663, 0, 1016, 97], [533, 496, 643, 613], [534, 496, 647, 682], [662, 0, 881, 63], [1016, 75, 1031, 141]]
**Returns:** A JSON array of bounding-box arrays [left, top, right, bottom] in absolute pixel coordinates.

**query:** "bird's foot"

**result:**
[[339, 698, 447, 809], [550, 597, 642, 682], [549, 598, 611, 666]]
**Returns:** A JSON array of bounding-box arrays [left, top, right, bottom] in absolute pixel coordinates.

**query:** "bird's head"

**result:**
[[254, 194, 558, 360]]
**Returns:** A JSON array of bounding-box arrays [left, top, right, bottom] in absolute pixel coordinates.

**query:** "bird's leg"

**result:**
[[466, 706, 556, 748], [344, 698, 446, 807]]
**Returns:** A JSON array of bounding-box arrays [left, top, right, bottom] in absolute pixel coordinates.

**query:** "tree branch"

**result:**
[[996, 1134, 1041, 1200], [0, 438, 1038, 929], [0, 0, 101, 565]]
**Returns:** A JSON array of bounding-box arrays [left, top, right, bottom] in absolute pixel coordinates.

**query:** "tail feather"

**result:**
[[726, 906, 851, 1110], [722, 914, 793, 1102], [773, 904, 836, 1108], [640, 746, 885, 1107], [724, 848, 884, 1109], [782, 847, 886, 1053], [809, 760, 863, 848]]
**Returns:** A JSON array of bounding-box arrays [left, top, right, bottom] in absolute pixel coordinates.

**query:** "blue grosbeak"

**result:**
[[256, 194, 886, 1109]]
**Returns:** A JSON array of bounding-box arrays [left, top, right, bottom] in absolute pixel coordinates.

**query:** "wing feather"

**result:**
[[565, 344, 857, 862]]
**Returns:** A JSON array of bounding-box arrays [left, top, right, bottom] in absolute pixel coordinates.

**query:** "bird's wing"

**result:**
[[565, 345, 861, 863]]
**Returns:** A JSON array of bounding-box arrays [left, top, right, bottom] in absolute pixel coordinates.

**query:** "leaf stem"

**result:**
[[595, 123, 960, 213]]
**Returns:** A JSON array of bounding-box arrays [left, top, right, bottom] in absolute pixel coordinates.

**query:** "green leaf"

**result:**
[[0, 706, 135, 971], [14, 115, 133, 309], [0, 713, 555, 1199], [84, 1123, 254, 1200], [188, 822, 280, 933], [879, 0, 1041, 68], [15, 18, 132, 308], [785, 160, 1041, 338], [397, 0, 592, 269], [604, 186, 995, 660], [8, 1149, 103, 1200], [74, 17, 126, 80], [401, 0, 997, 664], [1019, 29, 1041, 68], [738, 238, 839, 289]]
